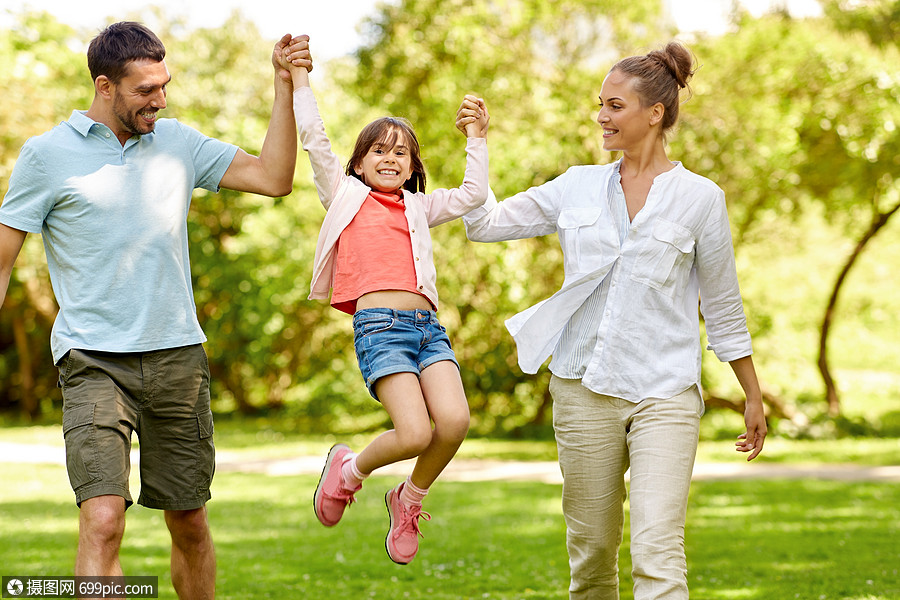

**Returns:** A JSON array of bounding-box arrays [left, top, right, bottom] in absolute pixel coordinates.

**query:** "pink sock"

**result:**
[[340, 454, 368, 490], [400, 477, 428, 507]]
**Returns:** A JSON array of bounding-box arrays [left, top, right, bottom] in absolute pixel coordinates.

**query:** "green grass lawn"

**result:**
[[1, 456, 898, 600]]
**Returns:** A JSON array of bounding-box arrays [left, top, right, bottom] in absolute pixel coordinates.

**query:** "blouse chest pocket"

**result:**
[[631, 219, 696, 294], [557, 207, 618, 276]]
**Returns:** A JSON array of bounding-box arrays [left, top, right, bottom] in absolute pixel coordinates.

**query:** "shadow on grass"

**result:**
[[2, 464, 898, 599], [687, 479, 900, 600], [209, 474, 569, 599]]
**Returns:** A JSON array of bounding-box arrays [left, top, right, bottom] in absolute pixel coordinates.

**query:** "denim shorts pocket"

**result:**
[[354, 315, 395, 338], [62, 403, 100, 490]]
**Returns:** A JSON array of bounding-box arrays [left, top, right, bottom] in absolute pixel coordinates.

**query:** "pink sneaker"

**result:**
[[313, 444, 360, 527], [384, 482, 432, 564]]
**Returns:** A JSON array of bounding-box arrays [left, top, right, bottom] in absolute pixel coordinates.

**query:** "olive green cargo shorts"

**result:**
[[57, 345, 215, 510]]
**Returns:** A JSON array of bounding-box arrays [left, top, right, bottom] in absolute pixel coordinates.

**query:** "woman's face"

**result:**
[[596, 70, 659, 152], [353, 129, 413, 193]]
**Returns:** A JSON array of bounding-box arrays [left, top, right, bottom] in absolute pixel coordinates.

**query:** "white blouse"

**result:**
[[464, 159, 753, 402]]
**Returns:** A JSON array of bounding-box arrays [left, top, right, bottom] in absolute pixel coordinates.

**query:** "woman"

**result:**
[[458, 42, 766, 599]]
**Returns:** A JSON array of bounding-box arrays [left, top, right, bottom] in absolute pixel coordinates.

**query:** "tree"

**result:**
[[678, 11, 900, 417], [822, 0, 900, 49], [0, 13, 89, 419], [3, 4, 897, 433]]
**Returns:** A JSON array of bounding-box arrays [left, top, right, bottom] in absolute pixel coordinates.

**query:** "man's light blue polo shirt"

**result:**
[[0, 110, 239, 363]]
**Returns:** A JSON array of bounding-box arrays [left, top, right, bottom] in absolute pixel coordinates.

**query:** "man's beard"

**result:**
[[112, 93, 156, 136]]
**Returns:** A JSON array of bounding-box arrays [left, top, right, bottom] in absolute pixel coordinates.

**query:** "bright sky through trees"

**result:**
[[3, 0, 823, 59]]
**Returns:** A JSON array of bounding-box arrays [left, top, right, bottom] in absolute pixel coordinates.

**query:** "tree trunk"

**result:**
[[818, 200, 900, 417], [12, 315, 38, 420], [529, 382, 553, 427], [208, 360, 255, 414]]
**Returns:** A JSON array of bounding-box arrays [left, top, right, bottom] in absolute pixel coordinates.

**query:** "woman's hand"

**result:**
[[736, 396, 767, 461], [456, 94, 489, 138], [729, 355, 767, 461]]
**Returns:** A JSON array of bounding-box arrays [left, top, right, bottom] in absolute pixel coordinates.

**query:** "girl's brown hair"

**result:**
[[611, 41, 696, 136], [346, 117, 426, 193]]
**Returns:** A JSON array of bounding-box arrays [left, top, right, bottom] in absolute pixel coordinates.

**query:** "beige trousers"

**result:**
[[550, 376, 703, 600]]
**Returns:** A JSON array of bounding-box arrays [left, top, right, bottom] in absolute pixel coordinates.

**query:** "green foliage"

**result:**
[[674, 14, 900, 241], [0, 13, 89, 416], [1, 4, 899, 437], [823, 0, 900, 48]]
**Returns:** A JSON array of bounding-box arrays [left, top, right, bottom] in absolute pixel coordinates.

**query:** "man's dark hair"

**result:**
[[87, 21, 166, 84]]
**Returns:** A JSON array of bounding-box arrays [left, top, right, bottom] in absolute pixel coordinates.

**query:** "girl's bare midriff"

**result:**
[[356, 290, 433, 312]]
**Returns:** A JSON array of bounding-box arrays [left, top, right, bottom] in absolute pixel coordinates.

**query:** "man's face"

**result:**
[[109, 59, 170, 140]]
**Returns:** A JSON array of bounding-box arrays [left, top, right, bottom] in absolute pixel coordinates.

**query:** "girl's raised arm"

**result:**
[[285, 36, 344, 209]]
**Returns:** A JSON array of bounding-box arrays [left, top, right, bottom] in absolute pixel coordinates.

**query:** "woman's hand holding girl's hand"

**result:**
[[456, 95, 489, 138]]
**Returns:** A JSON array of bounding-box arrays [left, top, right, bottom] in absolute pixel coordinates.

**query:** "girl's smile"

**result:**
[[354, 133, 413, 192]]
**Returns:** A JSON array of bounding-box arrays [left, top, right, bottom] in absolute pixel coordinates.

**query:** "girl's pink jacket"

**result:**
[[293, 86, 489, 310]]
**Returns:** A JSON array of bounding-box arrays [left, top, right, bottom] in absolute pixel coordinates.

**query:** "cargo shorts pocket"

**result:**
[[195, 409, 216, 487], [62, 403, 101, 490]]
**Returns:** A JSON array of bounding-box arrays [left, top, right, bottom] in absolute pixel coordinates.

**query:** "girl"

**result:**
[[458, 42, 766, 599], [282, 40, 489, 565]]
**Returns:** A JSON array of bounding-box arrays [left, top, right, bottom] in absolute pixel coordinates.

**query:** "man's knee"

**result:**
[[165, 507, 211, 546], [80, 495, 126, 545]]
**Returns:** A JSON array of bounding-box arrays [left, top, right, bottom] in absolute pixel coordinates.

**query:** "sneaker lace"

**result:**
[[392, 503, 432, 540], [326, 485, 359, 506]]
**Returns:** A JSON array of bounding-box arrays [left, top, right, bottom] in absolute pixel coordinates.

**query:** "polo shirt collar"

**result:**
[[66, 110, 151, 144], [67, 110, 101, 137]]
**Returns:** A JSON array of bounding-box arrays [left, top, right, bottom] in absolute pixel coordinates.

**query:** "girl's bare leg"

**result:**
[[409, 360, 470, 489], [353, 363, 469, 487], [354, 372, 433, 475]]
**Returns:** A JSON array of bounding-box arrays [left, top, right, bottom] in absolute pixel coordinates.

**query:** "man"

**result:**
[[0, 22, 310, 599]]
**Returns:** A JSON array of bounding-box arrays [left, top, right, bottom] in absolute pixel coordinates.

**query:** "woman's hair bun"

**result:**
[[646, 42, 695, 89]]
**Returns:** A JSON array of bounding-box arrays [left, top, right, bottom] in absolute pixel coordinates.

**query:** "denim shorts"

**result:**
[[353, 308, 459, 400], [57, 345, 215, 510]]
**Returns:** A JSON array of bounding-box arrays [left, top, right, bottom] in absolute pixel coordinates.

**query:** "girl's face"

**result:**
[[596, 70, 660, 152], [353, 130, 413, 193]]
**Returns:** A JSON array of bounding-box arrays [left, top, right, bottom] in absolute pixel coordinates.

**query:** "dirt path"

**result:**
[[2, 441, 899, 483]]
